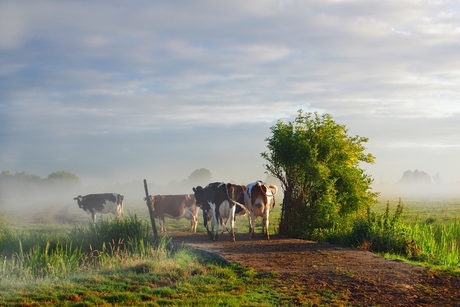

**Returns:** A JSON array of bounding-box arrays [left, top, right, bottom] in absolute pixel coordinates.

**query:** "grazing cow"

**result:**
[[193, 182, 248, 241], [144, 194, 198, 233], [73, 193, 124, 223], [244, 180, 278, 239]]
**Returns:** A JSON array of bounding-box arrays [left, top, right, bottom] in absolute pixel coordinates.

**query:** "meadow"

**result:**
[[0, 196, 460, 306]]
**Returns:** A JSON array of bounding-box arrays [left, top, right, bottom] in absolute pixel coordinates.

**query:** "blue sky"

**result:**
[[1, 0, 460, 190]]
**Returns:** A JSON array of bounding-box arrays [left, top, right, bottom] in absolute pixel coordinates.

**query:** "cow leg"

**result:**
[[261, 218, 266, 236], [203, 210, 213, 238], [263, 218, 270, 240], [249, 213, 256, 239], [229, 205, 236, 242], [159, 218, 166, 233], [117, 205, 123, 218], [211, 216, 218, 240], [212, 203, 219, 241], [92, 212, 97, 224], [219, 217, 225, 234], [264, 211, 270, 240], [248, 214, 252, 234], [208, 202, 218, 240], [247, 214, 252, 235], [190, 217, 197, 233]]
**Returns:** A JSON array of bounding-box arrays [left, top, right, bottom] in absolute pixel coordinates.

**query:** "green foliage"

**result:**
[[262, 110, 378, 237], [315, 199, 460, 267], [349, 199, 409, 254], [316, 199, 412, 256]]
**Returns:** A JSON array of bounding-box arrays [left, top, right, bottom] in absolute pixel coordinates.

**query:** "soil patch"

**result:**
[[169, 231, 460, 306]]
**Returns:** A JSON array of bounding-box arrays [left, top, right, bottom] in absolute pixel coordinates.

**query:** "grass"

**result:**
[[1, 250, 286, 306], [314, 197, 460, 273], [0, 222, 278, 306], [0, 203, 311, 306], [1, 197, 460, 305]]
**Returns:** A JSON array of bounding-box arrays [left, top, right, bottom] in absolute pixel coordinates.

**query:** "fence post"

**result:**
[[144, 179, 159, 240]]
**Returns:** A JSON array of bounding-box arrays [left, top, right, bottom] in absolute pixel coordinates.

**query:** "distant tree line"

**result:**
[[0, 171, 81, 202], [399, 169, 442, 185], [0, 171, 80, 185]]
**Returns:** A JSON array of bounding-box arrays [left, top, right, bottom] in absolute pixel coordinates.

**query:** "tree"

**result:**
[[188, 168, 212, 186], [399, 169, 431, 184], [261, 110, 378, 238], [46, 171, 80, 187]]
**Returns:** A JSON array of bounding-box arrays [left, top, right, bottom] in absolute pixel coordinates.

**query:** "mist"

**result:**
[[373, 169, 460, 200], [0, 167, 278, 226], [374, 181, 460, 200]]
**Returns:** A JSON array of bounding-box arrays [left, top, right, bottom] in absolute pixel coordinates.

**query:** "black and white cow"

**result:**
[[193, 182, 248, 241], [201, 191, 248, 235], [143, 194, 198, 233], [73, 193, 124, 223], [244, 180, 278, 239]]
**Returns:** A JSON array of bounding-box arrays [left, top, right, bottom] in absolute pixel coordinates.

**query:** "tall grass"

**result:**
[[407, 221, 460, 266], [315, 199, 460, 268], [0, 214, 163, 280]]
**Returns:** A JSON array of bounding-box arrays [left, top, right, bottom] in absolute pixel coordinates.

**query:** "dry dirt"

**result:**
[[169, 231, 460, 307]]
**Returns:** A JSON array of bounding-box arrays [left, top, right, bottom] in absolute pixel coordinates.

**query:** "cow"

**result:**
[[244, 180, 278, 239], [219, 192, 248, 233], [202, 191, 248, 235], [143, 194, 198, 233], [193, 182, 249, 241], [73, 193, 124, 223]]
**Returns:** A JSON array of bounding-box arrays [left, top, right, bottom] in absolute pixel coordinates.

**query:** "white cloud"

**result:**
[[1, 0, 460, 188]]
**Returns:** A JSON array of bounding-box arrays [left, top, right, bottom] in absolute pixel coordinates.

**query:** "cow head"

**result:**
[[192, 186, 205, 208], [143, 195, 156, 209], [73, 195, 83, 208]]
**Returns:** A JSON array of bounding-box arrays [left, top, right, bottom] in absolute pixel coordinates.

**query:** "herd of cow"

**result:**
[[73, 180, 278, 241]]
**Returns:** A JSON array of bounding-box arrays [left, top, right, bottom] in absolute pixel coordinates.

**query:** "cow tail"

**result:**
[[226, 184, 250, 215]]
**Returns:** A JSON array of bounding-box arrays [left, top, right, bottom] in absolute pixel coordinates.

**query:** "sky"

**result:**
[[1, 0, 460, 193]]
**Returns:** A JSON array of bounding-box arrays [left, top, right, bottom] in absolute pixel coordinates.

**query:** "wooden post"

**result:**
[[144, 179, 159, 241]]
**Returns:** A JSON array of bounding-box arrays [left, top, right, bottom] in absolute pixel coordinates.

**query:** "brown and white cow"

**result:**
[[73, 193, 124, 223], [193, 182, 248, 241], [244, 180, 278, 239], [144, 194, 198, 233]]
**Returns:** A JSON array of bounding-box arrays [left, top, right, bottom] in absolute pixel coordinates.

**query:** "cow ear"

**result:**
[[193, 187, 196, 192]]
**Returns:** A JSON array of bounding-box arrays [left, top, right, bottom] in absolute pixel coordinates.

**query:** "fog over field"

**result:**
[[1, 1, 460, 206]]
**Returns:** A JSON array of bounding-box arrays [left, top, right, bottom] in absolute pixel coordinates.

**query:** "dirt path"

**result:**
[[169, 231, 460, 306]]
